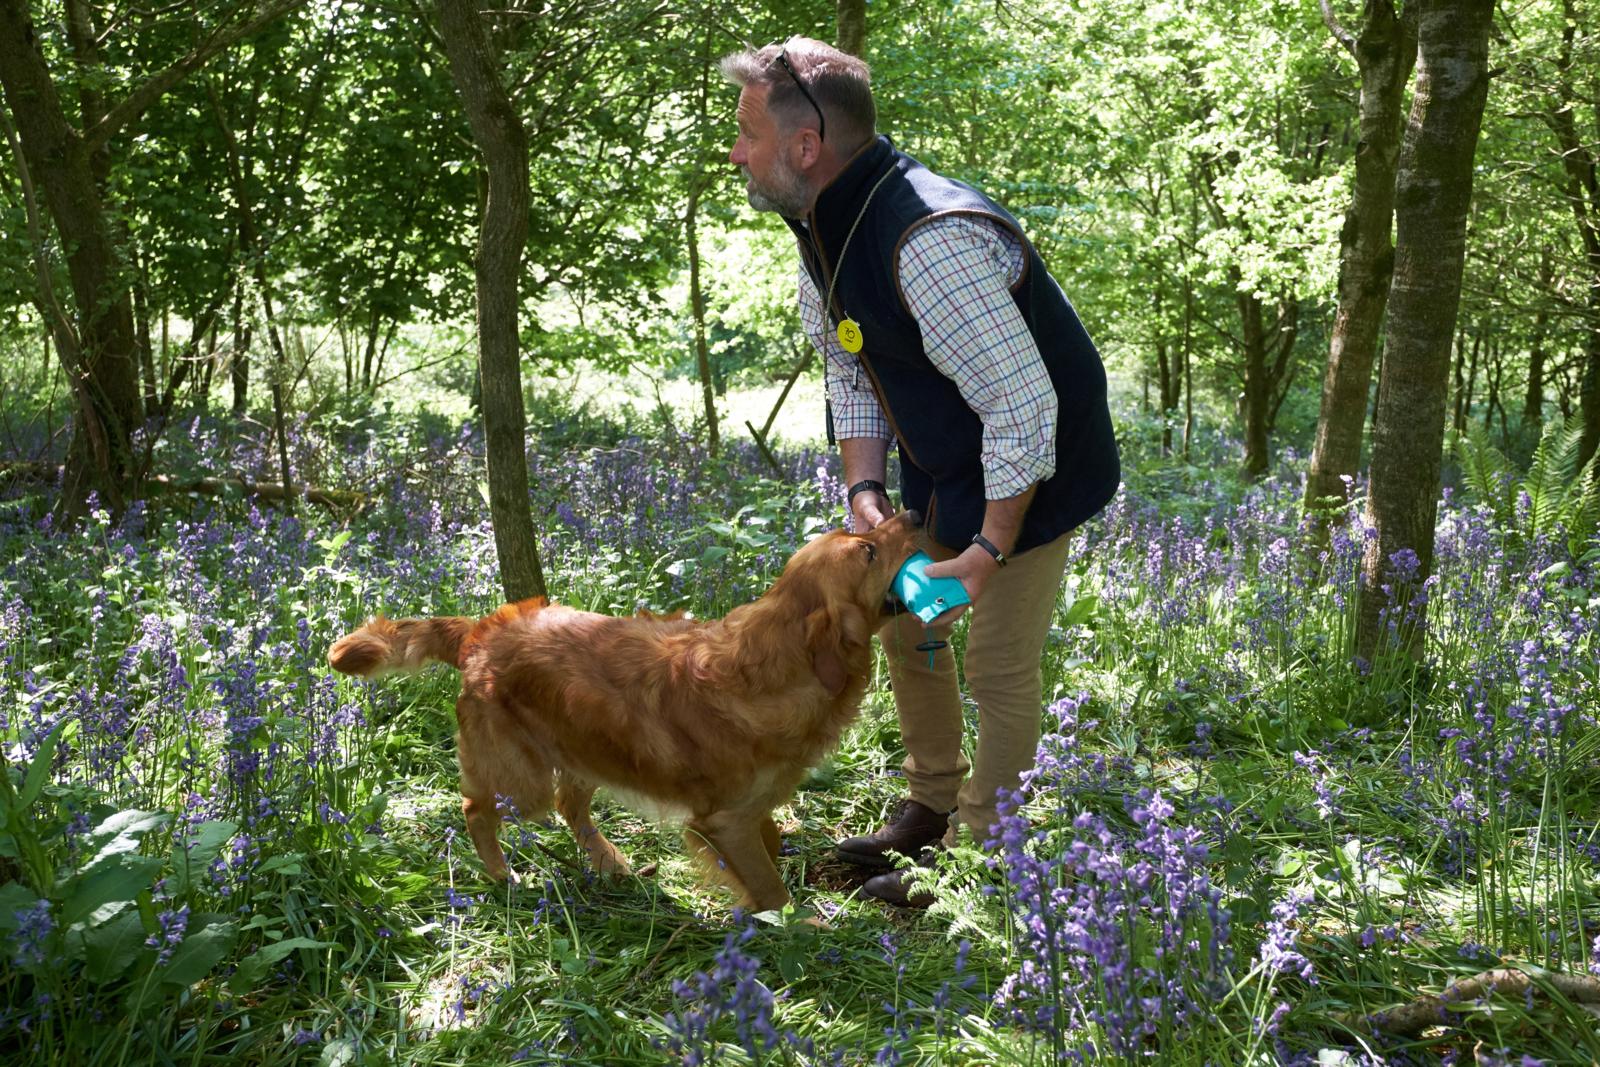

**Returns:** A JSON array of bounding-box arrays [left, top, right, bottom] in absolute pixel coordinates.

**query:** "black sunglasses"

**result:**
[[776, 49, 825, 143]]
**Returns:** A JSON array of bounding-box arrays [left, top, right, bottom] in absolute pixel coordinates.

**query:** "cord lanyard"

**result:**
[[824, 166, 896, 358]]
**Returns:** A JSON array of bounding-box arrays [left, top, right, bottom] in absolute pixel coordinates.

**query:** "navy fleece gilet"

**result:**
[[785, 136, 1120, 554]]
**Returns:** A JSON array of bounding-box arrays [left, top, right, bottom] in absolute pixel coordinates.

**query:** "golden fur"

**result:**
[[327, 511, 922, 912]]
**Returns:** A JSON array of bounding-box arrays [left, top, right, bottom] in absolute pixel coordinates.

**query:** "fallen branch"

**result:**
[[0, 462, 366, 511], [1348, 967, 1600, 1037]]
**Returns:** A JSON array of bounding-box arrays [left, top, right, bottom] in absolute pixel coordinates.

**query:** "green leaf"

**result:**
[[159, 918, 236, 987], [85, 810, 169, 869], [60, 856, 162, 926], [19, 718, 76, 811], [80, 910, 148, 983], [228, 936, 339, 992], [1063, 594, 1099, 628], [0, 882, 41, 930], [168, 820, 237, 895]]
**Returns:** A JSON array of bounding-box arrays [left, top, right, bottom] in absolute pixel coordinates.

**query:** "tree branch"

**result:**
[[1348, 967, 1600, 1037], [1319, 0, 1356, 56], [83, 0, 308, 154]]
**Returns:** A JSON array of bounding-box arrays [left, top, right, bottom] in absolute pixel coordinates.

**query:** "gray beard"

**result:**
[[742, 162, 811, 218]]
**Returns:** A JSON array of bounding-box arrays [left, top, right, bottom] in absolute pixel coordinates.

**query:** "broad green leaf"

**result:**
[[20, 718, 77, 810], [61, 856, 162, 926], [85, 810, 169, 869], [159, 918, 237, 987], [0, 882, 41, 930], [80, 910, 148, 983], [168, 820, 237, 895], [228, 936, 339, 992]]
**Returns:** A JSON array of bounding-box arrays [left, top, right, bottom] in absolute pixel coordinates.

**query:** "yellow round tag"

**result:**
[[837, 318, 864, 354]]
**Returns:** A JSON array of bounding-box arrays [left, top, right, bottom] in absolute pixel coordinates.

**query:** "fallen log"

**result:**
[[1348, 966, 1600, 1037], [0, 462, 366, 511]]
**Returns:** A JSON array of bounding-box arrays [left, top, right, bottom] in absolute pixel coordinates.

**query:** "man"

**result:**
[[720, 37, 1119, 907]]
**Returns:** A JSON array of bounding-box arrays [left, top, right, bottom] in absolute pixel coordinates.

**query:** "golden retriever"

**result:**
[[327, 509, 922, 913]]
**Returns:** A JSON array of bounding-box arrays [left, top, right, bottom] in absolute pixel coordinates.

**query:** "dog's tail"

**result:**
[[328, 615, 475, 676]]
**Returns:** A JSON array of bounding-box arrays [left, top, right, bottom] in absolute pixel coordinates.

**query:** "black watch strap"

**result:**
[[972, 532, 1008, 567], [847, 479, 887, 505]]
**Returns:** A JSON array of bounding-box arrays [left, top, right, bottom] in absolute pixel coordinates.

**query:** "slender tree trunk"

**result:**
[[1525, 253, 1551, 425], [685, 181, 719, 456], [133, 251, 159, 413], [210, 80, 297, 514], [1545, 0, 1600, 468], [1154, 285, 1175, 455], [1305, 0, 1417, 520], [837, 0, 865, 57], [1356, 0, 1493, 664], [1239, 285, 1271, 478], [1462, 326, 1480, 430], [1182, 276, 1194, 459], [231, 280, 252, 415], [438, 0, 546, 603]]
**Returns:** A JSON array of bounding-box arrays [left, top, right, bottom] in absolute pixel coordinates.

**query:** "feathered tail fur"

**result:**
[[327, 615, 475, 676]]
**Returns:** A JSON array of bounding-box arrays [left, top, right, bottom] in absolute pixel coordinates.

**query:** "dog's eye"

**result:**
[[861, 541, 877, 562]]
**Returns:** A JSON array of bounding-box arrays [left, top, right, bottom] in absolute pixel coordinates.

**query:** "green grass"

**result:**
[[2, 384, 1598, 1065]]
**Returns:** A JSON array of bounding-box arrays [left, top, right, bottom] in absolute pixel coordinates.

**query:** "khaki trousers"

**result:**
[[877, 531, 1072, 845]]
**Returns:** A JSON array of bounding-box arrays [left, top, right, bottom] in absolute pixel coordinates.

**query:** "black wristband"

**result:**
[[847, 479, 887, 505], [971, 532, 1007, 567]]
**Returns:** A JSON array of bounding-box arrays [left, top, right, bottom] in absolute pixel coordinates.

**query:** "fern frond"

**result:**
[[1454, 423, 1514, 522]]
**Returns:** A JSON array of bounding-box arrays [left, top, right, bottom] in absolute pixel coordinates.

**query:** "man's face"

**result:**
[[729, 84, 812, 217]]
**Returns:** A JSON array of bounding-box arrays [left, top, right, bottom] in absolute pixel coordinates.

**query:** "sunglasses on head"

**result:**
[[775, 48, 825, 143]]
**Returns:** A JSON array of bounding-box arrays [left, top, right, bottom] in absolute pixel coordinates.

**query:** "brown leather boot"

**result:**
[[835, 800, 953, 869], [862, 854, 939, 908]]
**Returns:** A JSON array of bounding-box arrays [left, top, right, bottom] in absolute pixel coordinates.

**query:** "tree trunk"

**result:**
[[1525, 253, 1551, 425], [438, 0, 547, 604], [231, 280, 252, 415], [1154, 285, 1175, 455], [210, 79, 297, 514], [1546, 0, 1600, 468], [1356, 0, 1493, 665], [1182, 276, 1194, 459], [1305, 0, 1417, 519], [1239, 285, 1271, 478], [0, 0, 143, 515], [837, 0, 866, 57], [685, 182, 719, 456]]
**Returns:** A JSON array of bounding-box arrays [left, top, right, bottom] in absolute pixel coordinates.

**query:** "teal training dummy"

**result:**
[[890, 551, 970, 626]]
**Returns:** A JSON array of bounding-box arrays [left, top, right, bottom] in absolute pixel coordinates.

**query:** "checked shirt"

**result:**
[[799, 214, 1059, 501]]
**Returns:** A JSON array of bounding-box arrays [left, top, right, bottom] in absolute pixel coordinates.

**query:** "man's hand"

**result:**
[[922, 543, 1002, 618], [851, 489, 894, 531]]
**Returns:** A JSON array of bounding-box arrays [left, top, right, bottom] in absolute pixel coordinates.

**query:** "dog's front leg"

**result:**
[[686, 809, 792, 913], [555, 772, 631, 877]]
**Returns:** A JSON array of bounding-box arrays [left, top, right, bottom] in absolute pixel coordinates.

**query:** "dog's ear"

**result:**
[[804, 601, 867, 698]]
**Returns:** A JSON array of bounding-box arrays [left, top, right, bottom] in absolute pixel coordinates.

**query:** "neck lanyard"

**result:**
[[822, 166, 895, 355]]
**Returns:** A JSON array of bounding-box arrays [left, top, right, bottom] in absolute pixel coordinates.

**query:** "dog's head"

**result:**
[[774, 510, 924, 696]]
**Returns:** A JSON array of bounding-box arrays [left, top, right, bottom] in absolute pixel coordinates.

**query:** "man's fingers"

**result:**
[[854, 492, 894, 530]]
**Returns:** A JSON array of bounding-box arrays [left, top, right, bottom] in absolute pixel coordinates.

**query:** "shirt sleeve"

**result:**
[[897, 215, 1058, 499], [800, 262, 892, 442]]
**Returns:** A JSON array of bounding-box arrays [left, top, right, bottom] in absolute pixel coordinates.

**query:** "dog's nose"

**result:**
[[902, 509, 923, 527]]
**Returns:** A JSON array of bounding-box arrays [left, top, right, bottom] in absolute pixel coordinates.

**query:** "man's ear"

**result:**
[[792, 127, 822, 172]]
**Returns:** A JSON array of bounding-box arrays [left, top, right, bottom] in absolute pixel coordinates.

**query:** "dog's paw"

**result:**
[[591, 848, 633, 879]]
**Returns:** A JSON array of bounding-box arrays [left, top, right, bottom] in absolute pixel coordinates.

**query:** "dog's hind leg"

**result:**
[[686, 809, 791, 913], [457, 695, 554, 881], [554, 771, 631, 877], [760, 814, 781, 862]]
